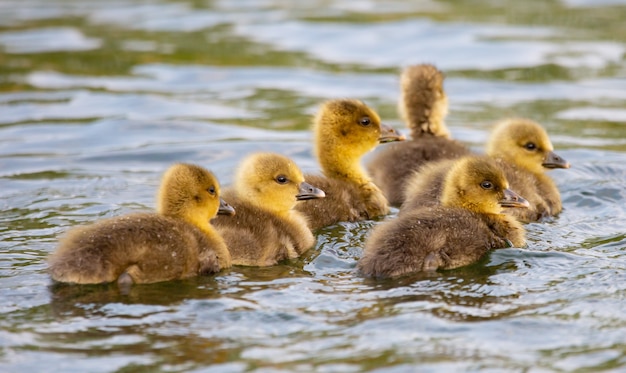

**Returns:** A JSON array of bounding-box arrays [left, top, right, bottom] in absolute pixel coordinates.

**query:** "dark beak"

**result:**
[[296, 181, 326, 201], [500, 188, 530, 209], [217, 197, 236, 216], [543, 151, 570, 169], [379, 123, 406, 143]]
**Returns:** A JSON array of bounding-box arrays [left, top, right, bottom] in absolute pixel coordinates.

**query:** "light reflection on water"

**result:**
[[233, 19, 624, 70], [1, 0, 625, 371]]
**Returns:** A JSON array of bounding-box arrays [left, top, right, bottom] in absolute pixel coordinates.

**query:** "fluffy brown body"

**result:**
[[213, 153, 325, 266], [295, 99, 405, 230], [49, 214, 224, 284], [358, 156, 527, 278], [48, 164, 233, 285], [368, 64, 469, 206]]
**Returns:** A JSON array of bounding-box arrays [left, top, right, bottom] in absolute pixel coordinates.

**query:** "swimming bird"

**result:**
[[367, 64, 470, 206], [48, 163, 235, 285], [358, 156, 528, 278], [401, 118, 569, 222], [295, 99, 405, 230], [487, 118, 569, 221], [212, 153, 325, 266]]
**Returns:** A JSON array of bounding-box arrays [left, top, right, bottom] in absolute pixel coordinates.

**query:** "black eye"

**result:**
[[359, 117, 371, 126], [524, 142, 537, 150], [480, 181, 493, 190], [207, 186, 216, 195], [276, 175, 288, 184]]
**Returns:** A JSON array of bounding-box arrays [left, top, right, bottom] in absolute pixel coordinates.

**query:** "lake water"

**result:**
[[1, 1, 625, 371]]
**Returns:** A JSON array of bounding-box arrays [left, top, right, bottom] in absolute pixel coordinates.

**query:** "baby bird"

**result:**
[[295, 99, 405, 230], [487, 118, 569, 222], [48, 163, 235, 285], [402, 118, 570, 222], [367, 64, 470, 206], [358, 156, 528, 278], [212, 153, 325, 266]]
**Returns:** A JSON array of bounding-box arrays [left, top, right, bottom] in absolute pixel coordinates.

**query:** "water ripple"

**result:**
[[233, 19, 624, 70], [0, 0, 625, 372]]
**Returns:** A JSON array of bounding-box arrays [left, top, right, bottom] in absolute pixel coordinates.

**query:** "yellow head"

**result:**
[[487, 118, 570, 175], [235, 153, 325, 215], [441, 156, 529, 215], [399, 64, 450, 138], [157, 163, 234, 224], [313, 99, 404, 179]]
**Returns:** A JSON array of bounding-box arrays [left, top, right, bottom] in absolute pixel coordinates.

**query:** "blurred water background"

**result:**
[[1, 0, 625, 371]]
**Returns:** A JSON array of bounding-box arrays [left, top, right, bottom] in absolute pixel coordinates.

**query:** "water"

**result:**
[[1, 0, 625, 371]]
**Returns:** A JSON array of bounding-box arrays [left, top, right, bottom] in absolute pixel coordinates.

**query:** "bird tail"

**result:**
[[398, 64, 451, 139]]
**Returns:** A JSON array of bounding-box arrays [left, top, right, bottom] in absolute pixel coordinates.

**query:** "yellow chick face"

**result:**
[[314, 99, 402, 161], [487, 119, 570, 175], [441, 156, 529, 215], [235, 153, 325, 215], [313, 99, 404, 182], [157, 163, 233, 222]]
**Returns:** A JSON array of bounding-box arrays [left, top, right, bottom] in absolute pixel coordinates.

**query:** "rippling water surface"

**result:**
[[1, 1, 625, 371]]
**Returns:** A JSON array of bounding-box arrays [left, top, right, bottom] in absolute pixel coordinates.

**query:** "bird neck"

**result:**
[[321, 159, 371, 185], [535, 171, 558, 191], [444, 197, 489, 215], [483, 212, 526, 248], [494, 153, 544, 176], [162, 209, 231, 268], [180, 211, 215, 238], [190, 215, 232, 268], [236, 188, 295, 218], [190, 214, 215, 235], [284, 209, 308, 228], [318, 150, 371, 185]]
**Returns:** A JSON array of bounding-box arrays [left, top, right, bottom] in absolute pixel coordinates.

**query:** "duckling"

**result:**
[[48, 164, 235, 285], [294, 99, 405, 230], [358, 156, 528, 278], [367, 64, 470, 206], [212, 153, 325, 266], [401, 118, 570, 222], [487, 118, 569, 222]]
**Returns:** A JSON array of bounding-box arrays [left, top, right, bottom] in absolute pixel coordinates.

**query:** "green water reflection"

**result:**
[[1, 0, 625, 371]]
